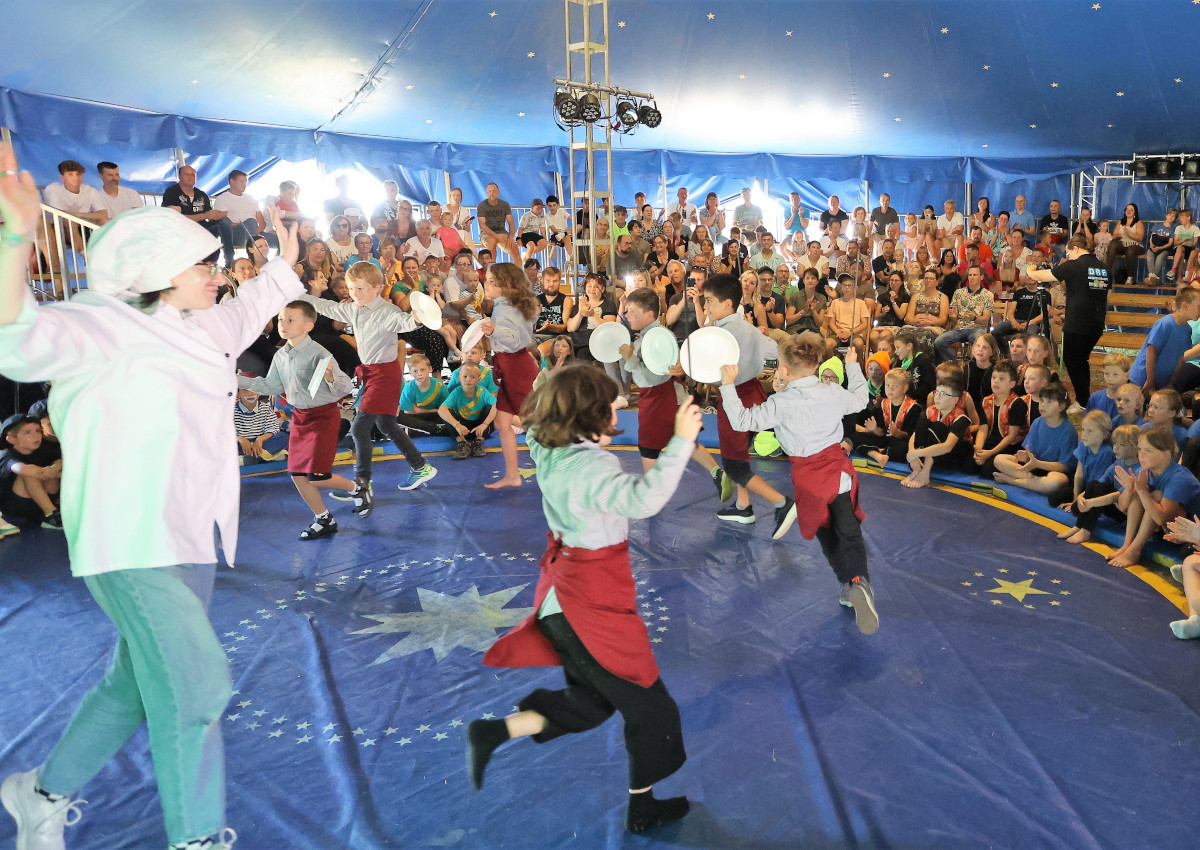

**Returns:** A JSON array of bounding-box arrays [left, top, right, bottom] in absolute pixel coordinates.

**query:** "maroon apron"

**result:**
[[637, 380, 681, 453], [789, 444, 866, 540], [493, 350, 539, 416], [716, 379, 768, 462], [354, 361, 403, 415], [286, 403, 342, 476]]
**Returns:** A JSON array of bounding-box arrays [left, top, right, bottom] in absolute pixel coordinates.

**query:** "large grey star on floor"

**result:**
[[353, 585, 532, 664]]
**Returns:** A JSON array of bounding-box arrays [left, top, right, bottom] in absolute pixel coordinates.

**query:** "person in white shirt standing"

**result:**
[[936, 199, 965, 256], [0, 143, 302, 850], [95, 161, 144, 221], [662, 187, 698, 236], [213, 170, 264, 262]]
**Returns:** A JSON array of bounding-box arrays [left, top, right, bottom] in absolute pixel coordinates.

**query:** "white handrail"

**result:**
[[25, 204, 100, 302]]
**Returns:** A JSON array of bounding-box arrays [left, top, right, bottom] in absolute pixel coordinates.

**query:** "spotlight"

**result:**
[[1184, 157, 1200, 179], [1134, 158, 1150, 179], [1153, 157, 1179, 179], [637, 103, 662, 128], [615, 100, 638, 127], [578, 93, 602, 122], [555, 90, 580, 122]]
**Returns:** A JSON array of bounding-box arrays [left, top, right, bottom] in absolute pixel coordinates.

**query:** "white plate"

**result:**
[[640, 325, 680, 375], [678, 326, 740, 383], [459, 318, 487, 354], [307, 354, 333, 398], [588, 321, 632, 363], [408, 290, 442, 330]]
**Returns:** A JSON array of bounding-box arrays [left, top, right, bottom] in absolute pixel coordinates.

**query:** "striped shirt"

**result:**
[[300, 294, 416, 365], [238, 336, 353, 409], [233, 398, 280, 439], [488, 296, 535, 353]]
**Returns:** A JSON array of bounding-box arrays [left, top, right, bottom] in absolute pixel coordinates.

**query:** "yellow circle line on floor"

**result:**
[[242, 445, 1189, 613]]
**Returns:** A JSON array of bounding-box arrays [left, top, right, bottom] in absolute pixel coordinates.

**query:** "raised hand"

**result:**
[[0, 144, 42, 239]]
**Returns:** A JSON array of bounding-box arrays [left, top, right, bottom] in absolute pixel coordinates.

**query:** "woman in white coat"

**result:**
[[0, 144, 302, 850]]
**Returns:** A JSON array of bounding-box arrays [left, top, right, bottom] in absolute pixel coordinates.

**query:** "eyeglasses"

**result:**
[[198, 263, 220, 278], [933, 390, 960, 399]]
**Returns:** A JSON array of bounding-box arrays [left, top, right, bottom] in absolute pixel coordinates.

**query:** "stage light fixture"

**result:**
[[555, 90, 580, 121], [615, 100, 639, 127], [578, 93, 602, 122], [1134, 158, 1150, 179], [637, 103, 662, 128], [1184, 157, 1200, 179], [1153, 157, 1179, 179]]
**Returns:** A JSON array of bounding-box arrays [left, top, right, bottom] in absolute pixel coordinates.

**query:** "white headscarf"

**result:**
[[87, 206, 221, 299]]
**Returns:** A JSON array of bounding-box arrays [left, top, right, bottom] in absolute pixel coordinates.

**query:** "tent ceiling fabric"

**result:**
[[2, 0, 1197, 160]]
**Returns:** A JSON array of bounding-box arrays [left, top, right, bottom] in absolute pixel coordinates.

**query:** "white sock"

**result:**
[[1170, 615, 1200, 640]]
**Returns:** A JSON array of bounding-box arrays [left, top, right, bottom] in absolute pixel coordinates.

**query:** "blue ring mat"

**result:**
[[1, 418, 1197, 849]]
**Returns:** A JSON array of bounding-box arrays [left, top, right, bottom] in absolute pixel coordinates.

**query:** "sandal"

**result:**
[[299, 514, 338, 540]]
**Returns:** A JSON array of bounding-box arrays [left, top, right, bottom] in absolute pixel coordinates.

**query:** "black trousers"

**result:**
[[1061, 328, 1103, 402], [350, 411, 424, 479], [814, 491, 869, 584], [396, 410, 456, 438], [1070, 480, 1121, 531], [519, 613, 685, 790]]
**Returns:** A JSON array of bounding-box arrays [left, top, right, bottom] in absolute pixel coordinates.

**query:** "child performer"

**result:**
[[619, 287, 734, 499], [0, 143, 303, 850], [301, 261, 438, 505], [469, 364, 703, 833], [238, 301, 356, 539], [700, 273, 797, 536], [438, 362, 497, 459], [480, 262, 541, 489], [720, 338, 880, 634]]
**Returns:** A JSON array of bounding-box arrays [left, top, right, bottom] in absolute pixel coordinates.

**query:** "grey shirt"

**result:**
[[238, 335, 353, 409], [713, 312, 778, 380], [489, 296, 535, 353], [300, 294, 416, 365], [624, 332, 672, 389]]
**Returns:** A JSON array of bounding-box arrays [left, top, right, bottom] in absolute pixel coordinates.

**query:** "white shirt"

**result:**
[[404, 235, 445, 263], [96, 186, 144, 220], [665, 201, 698, 224], [820, 235, 848, 257], [214, 191, 261, 225], [42, 182, 104, 215], [0, 259, 304, 576], [238, 335, 352, 409], [937, 212, 965, 239], [544, 207, 569, 235]]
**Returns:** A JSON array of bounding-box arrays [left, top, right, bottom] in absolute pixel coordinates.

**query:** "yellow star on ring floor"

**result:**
[[988, 577, 1052, 603]]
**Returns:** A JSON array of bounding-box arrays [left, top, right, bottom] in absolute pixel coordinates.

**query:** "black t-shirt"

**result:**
[[905, 352, 936, 402], [983, 396, 1029, 450], [870, 207, 900, 236], [938, 272, 962, 300], [1039, 213, 1070, 244], [875, 288, 905, 327], [757, 293, 785, 328], [872, 254, 902, 280], [323, 197, 361, 220], [916, 411, 971, 466], [820, 209, 849, 230], [964, 361, 993, 411], [1010, 287, 1046, 325], [0, 441, 58, 498], [162, 184, 211, 216], [536, 291, 567, 330], [1052, 253, 1110, 336], [667, 291, 698, 341]]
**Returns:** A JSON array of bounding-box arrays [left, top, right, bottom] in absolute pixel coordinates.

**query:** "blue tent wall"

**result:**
[[4, 85, 1162, 218]]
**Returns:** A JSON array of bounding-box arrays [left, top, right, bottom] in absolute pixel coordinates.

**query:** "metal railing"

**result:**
[[25, 204, 100, 301]]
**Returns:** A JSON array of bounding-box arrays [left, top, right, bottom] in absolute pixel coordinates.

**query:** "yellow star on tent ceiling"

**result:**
[[527, 52, 536, 58], [517, 112, 525, 117], [1051, 82, 1059, 87], [1107, 123, 1114, 128], [1116, 91, 1125, 96], [426, 119, 433, 124], [618, 21, 626, 27], [894, 116, 902, 121], [982, 65, 990, 70], [406, 85, 415, 90], [785, 31, 793, 36], [982, 144, 988, 148], [941, 27, 949, 34], [489, 10, 497, 17], [1176, 78, 1184, 83], [190, 79, 199, 84], [1092, 2, 1101, 8], [349, 57, 358, 63], [1029, 123, 1037, 128], [882, 72, 891, 78], [988, 577, 1051, 603], [707, 12, 715, 20]]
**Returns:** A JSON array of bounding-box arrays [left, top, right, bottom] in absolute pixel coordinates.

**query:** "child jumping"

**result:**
[[719, 337, 880, 634], [470, 363, 702, 833], [238, 300, 357, 539]]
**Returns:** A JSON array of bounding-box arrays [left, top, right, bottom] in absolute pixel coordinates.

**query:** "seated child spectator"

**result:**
[[1058, 411, 1118, 544], [234, 388, 289, 464], [396, 353, 452, 437], [540, 335, 575, 373], [974, 360, 1028, 477], [1162, 510, 1200, 638], [863, 350, 891, 406], [853, 368, 920, 467], [1114, 382, 1146, 427], [438, 362, 497, 459], [1086, 353, 1131, 420], [1022, 364, 1052, 423], [1129, 288, 1200, 395], [902, 371, 973, 488], [437, 211, 470, 260], [449, 342, 499, 396], [1108, 427, 1200, 568], [0, 414, 62, 528], [893, 329, 936, 402], [992, 382, 1079, 495], [425, 275, 463, 362], [926, 361, 980, 432], [963, 333, 998, 411], [1144, 387, 1188, 446], [1021, 334, 1057, 383]]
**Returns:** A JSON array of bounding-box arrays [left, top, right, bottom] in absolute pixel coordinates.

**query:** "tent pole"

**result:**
[[443, 171, 451, 204], [0, 126, 10, 146], [174, 149, 186, 172]]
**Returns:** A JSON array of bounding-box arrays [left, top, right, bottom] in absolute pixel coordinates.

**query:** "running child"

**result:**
[[470, 364, 702, 833], [619, 288, 735, 500], [720, 337, 879, 633], [302, 261, 437, 507], [700, 273, 797, 536], [238, 300, 357, 539], [481, 262, 540, 489]]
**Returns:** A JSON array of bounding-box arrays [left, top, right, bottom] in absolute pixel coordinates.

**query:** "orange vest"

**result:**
[[883, 397, 918, 431], [983, 392, 1025, 440]]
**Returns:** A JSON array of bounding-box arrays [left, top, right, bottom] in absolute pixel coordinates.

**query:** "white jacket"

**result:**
[[0, 259, 304, 576]]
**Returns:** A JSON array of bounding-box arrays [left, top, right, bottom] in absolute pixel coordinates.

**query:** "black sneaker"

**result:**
[[453, 441, 471, 460], [771, 498, 797, 540], [838, 583, 853, 608], [299, 513, 338, 540], [716, 503, 754, 524], [470, 439, 486, 458], [351, 479, 374, 518], [846, 577, 879, 635], [40, 510, 64, 530]]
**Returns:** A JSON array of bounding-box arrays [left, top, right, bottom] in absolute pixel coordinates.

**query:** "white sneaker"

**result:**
[[614, 395, 629, 410], [1, 769, 86, 850], [170, 827, 238, 850], [1066, 401, 1085, 417]]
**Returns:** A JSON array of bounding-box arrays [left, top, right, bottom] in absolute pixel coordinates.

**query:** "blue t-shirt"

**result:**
[[1072, 442, 1116, 484], [1148, 463, 1200, 513], [1024, 416, 1079, 470], [443, 385, 497, 420], [1085, 389, 1119, 421], [1149, 222, 1174, 251], [1186, 319, 1200, 368], [1187, 419, 1200, 440], [448, 364, 499, 395], [1104, 461, 1140, 488], [1129, 315, 1192, 387], [1144, 420, 1190, 446], [1009, 210, 1036, 239], [398, 378, 448, 412]]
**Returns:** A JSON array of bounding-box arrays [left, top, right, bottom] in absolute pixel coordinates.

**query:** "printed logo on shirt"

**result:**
[[1087, 266, 1110, 290]]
